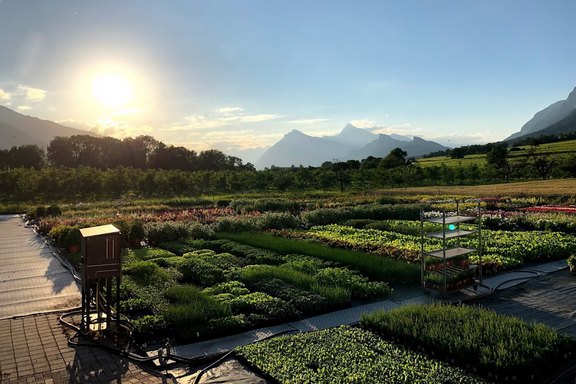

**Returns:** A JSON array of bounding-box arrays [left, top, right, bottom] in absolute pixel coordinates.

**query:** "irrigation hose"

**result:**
[[455, 269, 544, 303], [191, 328, 301, 384]]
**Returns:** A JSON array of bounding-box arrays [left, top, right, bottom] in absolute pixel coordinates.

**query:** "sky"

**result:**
[[1, 0, 575, 161]]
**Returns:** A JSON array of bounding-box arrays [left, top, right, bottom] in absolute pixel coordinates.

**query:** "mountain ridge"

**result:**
[[255, 125, 449, 169], [505, 87, 576, 141], [0, 105, 96, 149]]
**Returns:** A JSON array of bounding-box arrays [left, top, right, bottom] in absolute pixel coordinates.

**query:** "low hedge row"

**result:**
[[361, 304, 575, 380]]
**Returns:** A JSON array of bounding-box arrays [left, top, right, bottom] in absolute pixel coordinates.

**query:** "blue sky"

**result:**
[[1, 0, 575, 160]]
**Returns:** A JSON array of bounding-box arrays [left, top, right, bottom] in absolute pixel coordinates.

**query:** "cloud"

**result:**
[[289, 118, 329, 125], [17, 105, 32, 111], [223, 113, 283, 124], [176, 129, 283, 152], [0, 88, 11, 101], [349, 119, 376, 128], [426, 132, 498, 147], [165, 107, 284, 132], [59, 117, 153, 139], [218, 106, 244, 114], [17, 85, 46, 102], [371, 123, 417, 136]]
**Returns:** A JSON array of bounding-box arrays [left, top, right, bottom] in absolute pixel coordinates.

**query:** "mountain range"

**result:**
[[255, 124, 449, 169], [505, 87, 576, 142], [0, 106, 93, 149], [3, 85, 576, 165]]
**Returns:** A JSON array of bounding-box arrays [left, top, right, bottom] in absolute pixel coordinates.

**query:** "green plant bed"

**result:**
[[361, 304, 575, 381], [237, 326, 488, 384], [216, 232, 419, 283]]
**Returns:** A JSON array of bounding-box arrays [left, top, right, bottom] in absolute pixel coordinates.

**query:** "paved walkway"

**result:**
[[0, 216, 168, 383], [0, 215, 80, 319], [0, 312, 174, 383]]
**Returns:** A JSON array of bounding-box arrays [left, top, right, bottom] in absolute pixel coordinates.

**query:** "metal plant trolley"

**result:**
[[420, 201, 482, 294], [79, 224, 122, 334]]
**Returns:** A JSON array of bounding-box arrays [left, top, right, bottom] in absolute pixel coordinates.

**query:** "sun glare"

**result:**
[[92, 74, 133, 108]]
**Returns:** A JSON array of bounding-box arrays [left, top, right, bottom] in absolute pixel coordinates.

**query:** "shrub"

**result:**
[[300, 203, 426, 227], [128, 220, 145, 245], [568, 254, 576, 273], [163, 285, 232, 338], [229, 292, 296, 321], [148, 256, 186, 268], [48, 225, 80, 248], [202, 280, 250, 296], [215, 239, 286, 265], [237, 326, 487, 384], [46, 205, 62, 217], [229, 198, 305, 214], [314, 267, 391, 299], [145, 221, 214, 245], [123, 261, 172, 286], [131, 314, 166, 338], [178, 258, 225, 286], [258, 212, 302, 230], [238, 265, 350, 307], [34, 205, 46, 219], [361, 304, 575, 378], [126, 247, 177, 261], [215, 212, 301, 232]]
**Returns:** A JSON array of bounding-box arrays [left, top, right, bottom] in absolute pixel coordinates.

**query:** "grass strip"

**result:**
[[215, 232, 419, 283]]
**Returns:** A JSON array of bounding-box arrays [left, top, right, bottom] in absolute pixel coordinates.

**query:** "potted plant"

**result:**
[[424, 274, 443, 291], [65, 228, 81, 253], [568, 255, 576, 275], [128, 220, 145, 248]]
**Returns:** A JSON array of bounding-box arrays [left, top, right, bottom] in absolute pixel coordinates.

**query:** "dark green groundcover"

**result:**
[[236, 326, 489, 384]]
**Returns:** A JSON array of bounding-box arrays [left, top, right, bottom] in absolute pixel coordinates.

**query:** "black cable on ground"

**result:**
[[453, 269, 544, 303], [191, 328, 301, 384]]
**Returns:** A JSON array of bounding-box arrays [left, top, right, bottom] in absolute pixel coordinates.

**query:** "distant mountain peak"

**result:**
[[505, 86, 576, 141], [342, 123, 359, 131]]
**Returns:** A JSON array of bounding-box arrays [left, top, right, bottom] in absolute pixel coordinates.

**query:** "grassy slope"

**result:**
[[417, 138, 576, 168], [376, 178, 576, 198]]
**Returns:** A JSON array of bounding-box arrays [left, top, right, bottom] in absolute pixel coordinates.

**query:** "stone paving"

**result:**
[[0, 215, 80, 319], [0, 312, 174, 383]]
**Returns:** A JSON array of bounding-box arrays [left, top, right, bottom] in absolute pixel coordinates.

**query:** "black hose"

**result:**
[[191, 328, 300, 383], [454, 269, 544, 303]]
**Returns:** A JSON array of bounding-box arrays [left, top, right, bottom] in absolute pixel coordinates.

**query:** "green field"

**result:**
[[417, 138, 576, 168]]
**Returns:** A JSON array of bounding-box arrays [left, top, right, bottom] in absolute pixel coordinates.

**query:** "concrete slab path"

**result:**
[[0, 215, 81, 319]]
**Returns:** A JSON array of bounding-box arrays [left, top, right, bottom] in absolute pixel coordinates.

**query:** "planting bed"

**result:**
[[119, 240, 391, 341], [361, 304, 575, 382], [282, 222, 576, 274], [236, 326, 488, 384]]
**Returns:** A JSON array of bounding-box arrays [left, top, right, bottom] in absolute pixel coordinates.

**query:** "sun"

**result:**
[[92, 74, 133, 108]]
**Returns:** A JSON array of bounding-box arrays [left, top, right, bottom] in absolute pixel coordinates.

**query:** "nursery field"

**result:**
[[22, 191, 576, 381], [236, 304, 575, 383]]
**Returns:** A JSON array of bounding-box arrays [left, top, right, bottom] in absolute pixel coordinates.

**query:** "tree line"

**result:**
[[0, 135, 254, 171], [1, 135, 576, 202]]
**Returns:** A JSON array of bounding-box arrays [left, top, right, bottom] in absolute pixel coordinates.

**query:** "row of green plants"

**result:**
[[236, 326, 488, 384], [482, 211, 576, 235], [120, 240, 392, 341], [294, 223, 576, 273], [361, 304, 575, 381], [300, 203, 426, 226], [216, 232, 420, 283]]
